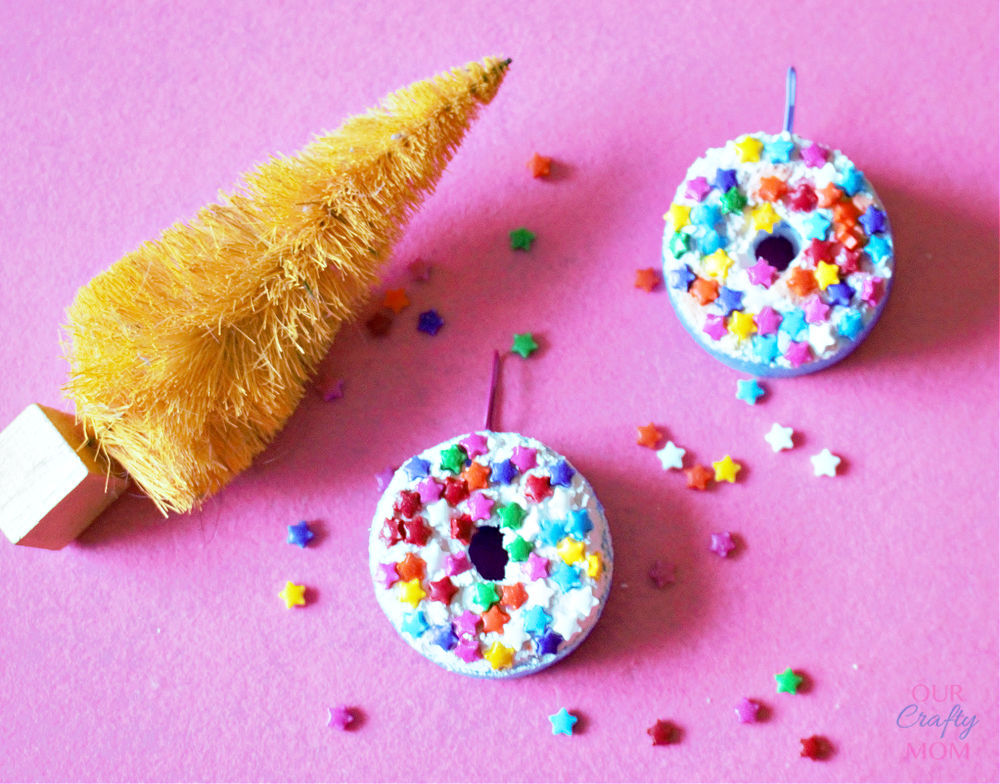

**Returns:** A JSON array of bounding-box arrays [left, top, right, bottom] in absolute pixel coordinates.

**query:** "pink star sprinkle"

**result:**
[[755, 306, 783, 335], [710, 532, 736, 558], [703, 313, 728, 341], [525, 552, 549, 581], [801, 143, 828, 168], [377, 562, 399, 589], [467, 492, 495, 522], [747, 258, 778, 288], [417, 477, 443, 504], [374, 466, 396, 491], [510, 446, 538, 473], [444, 552, 471, 577], [453, 610, 481, 637], [861, 277, 883, 306], [685, 176, 711, 202], [648, 559, 676, 588], [734, 698, 760, 723], [453, 637, 481, 662], [803, 295, 831, 324], [460, 433, 489, 458], [328, 705, 355, 731], [785, 341, 813, 367]]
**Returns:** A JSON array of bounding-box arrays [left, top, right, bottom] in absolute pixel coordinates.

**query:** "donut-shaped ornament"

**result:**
[[661, 69, 893, 377], [370, 430, 612, 678]]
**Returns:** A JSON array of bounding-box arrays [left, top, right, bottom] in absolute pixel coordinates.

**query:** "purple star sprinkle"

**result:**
[[549, 460, 575, 487], [510, 446, 537, 473], [859, 206, 886, 235], [734, 697, 760, 724], [703, 313, 728, 341], [328, 705, 355, 731], [710, 532, 736, 558], [524, 552, 550, 581], [490, 459, 517, 484], [460, 433, 489, 458], [430, 624, 458, 652], [374, 466, 395, 491], [404, 457, 430, 480], [801, 142, 828, 168], [536, 630, 564, 656], [826, 282, 854, 307], [445, 552, 471, 577], [685, 176, 711, 202], [453, 637, 481, 662], [648, 559, 676, 588], [467, 492, 495, 522], [714, 168, 738, 192], [417, 477, 442, 504], [417, 309, 444, 336], [669, 265, 696, 291], [377, 562, 400, 589]]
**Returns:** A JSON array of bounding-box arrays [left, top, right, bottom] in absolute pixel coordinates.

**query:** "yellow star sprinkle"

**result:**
[[279, 581, 306, 608], [483, 641, 515, 670], [703, 249, 734, 280], [815, 261, 840, 290], [664, 203, 691, 231], [585, 552, 603, 579], [712, 455, 742, 483], [557, 537, 586, 565], [398, 578, 427, 608], [734, 135, 764, 162], [751, 203, 781, 233], [727, 311, 757, 341]]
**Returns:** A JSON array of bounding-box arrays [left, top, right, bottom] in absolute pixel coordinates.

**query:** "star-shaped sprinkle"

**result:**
[[550, 561, 581, 591], [697, 230, 726, 255], [703, 313, 728, 341], [394, 490, 421, 519], [684, 176, 711, 201], [668, 264, 695, 290], [429, 623, 458, 651], [328, 705, 354, 731], [734, 698, 760, 724], [785, 340, 813, 367], [509, 227, 536, 250], [417, 309, 444, 335], [490, 459, 517, 485], [713, 168, 738, 192], [377, 562, 399, 589], [506, 536, 533, 562], [786, 180, 816, 211], [403, 457, 431, 481], [378, 518, 404, 547], [402, 517, 431, 546], [703, 249, 734, 280], [814, 261, 840, 290], [461, 461, 490, 491], [751, 202, 781, 233], [481, 605, 510, 634], [751, 334, 779, 363], [585, 552, 603, 578], [664, 203, 691, 231], [826, 281, 854, 307], [684, 465, 713, 490], [459, 433, 489, 458], [453, 610, 481, 637], [510, 446, 537, 472], [450, 514, 473, 545], [538, 518, 566, 548], [712, 455, 741, 483], [565, 509, 593, 538], [865, 235, 891, 265], [548, 460, 575, 488], [398, 578, 427, 608], [634, 267, 661, 292], [719, 186, 747, 215], [549, 708, 578, 736], [691, 203, 721, 228], [365, 312, 392, 337], [786, 267, 818, 298], [556, 537, 585, 565], [440, 444, 467, 474], [648, 559, 676, 588], [527, 152, 551, 178], [444, 552, 471, 577], [710, 531, 736, 557], [858, 206, 886, 235], [755, 306, 782, 335], [757, 175, 787, 202], [536, 630, 563, 655], [803, 211, 832, 240], [779, 308, 807, 338], [382, 288, 410, 314], [647, 719, 678, 746], [809, 323, 837, 354], [525, 474, 553, 503], [279, 581, 306, 608], [467, 492, 495, 522], [734, 135, 763, 162], [801, 142, 828, 167], [526, 580, 556, 610], [286, 521, 314, 548], [407, 257, 431, 281], [396, 552, 425, 582], [860, 276, 884, 306], [765, 423, 794, 452], [374, 466, 395, 491], [837, 164, 865, 196], [728, 310, 756, 341], [493, 504, 525, 534], [717, 286, 744, 318], [835, 245, 860, 275], [428, 577, 457, 605], [811, 448, 841, 477], [454, 637, 481, 662], [804, 295, 831, 324], [500, 582, 528, 609], [401, 611, 429, 637], [522, 605, 552, 636], [736, 378, 765, 405], [474, 582, 500, 610], [511, 332, 539, 358], [483, 641, 515, 670], [668, 232, 690, 259], [636, 423, 663, 449], [747, 258, 778, 288], [764, 136, 795, 163], [525, 552, 549, 581], [800, 735, 833, 760], [775, 667, 804, 694], [837, 310, 864, 340], [656, 441, 686, 471], [690, 276, 719, 305]]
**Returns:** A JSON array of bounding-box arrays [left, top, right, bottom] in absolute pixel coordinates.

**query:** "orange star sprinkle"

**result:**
[[382, 288, 410, 314], [500, 582, 528, 610], [527, 152, 551, 178], [833, 200, 860, 228], [689, 277, 719, 305], [816, 182, 844, 208], [786, 267, 818, 297], [757, 176, 787, 202], [684, 465, 714, 491], [396, 552, 425, 582], [460, 461, 490, 491], [636, 423, 663, 449], [481, 605, 510, 634], [836, 224, 866, 251], [634, 268, 661, 292]]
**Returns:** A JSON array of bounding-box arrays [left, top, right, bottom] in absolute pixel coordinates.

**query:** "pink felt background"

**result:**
[[0, 1, 997, 781]]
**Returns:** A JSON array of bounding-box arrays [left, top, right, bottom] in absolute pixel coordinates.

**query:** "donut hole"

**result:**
[[753, 232, 798, 272], [469, 526, 508, 580]]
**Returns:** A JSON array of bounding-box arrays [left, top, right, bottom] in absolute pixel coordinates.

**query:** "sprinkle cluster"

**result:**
[[370, 431, 611, 676], [663, 132, 893, 372]]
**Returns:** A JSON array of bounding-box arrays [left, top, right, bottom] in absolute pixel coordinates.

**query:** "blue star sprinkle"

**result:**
[[735, 378, 765, 405], [837, 311, 864, 340], [803, 211, 832, 240], [858, 206, 886, 235], [429, 624, 457, 651], [717, 286, 744, 316], [550, 561, 581, 592], [549, 708, 578, 736], [764, 137, 795, 163], [490, 459, 517, 484], [549, 460, 575, 488], [417, 309, 444, 336], [538, 518, 567, 548], [669, 264, 696, 291], [826, 282, 855, 307], [779, 308, 808, 339], [714, 168, 738, 192], [537, 630, 564, 656], [403, 457, 430, 481], [401, 611, 429, 638], [696, 229, 727, 255], [523, 606, 552, 636], [691, 203, 721, 228], [750, 335, 779, 363], [286, 521, 314, 548], [837, 165, 865, 197], [565, 509, 593, 538], [865, 235, 892, 265]]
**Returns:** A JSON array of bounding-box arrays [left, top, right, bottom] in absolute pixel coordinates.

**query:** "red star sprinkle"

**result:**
[[393, 490, 422, 519], [402, 516, 431, 546], [382, 288, 410, 314], [647, 719, 678, 746], [379, 518, 405, 546], [800, 735, 833, 761], [634, 268, 662, 292], [527, 152, 551, 178], [636, 423, 663, 449], [428, 577, 458, 605], [365, 312, 392, 337], [802, 239, 835, 266], [460, 462, 490, 491], [450, 514, 474, 545], [525, 474, 553, 503], [684, 465, 714, 491], [443, 477, 469, 506], [396, 552, 425, 582], [481, 605, 510, 634], [500, 583, 528, 609], [835, 245, 861, 275], [784, 181, 817, 212]]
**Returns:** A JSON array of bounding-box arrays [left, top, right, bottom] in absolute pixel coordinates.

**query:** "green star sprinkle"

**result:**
[[511, 333, 539, 358], [774, 667, 804, 694], [506, 536, 533, 562], [509, 227, 536, 251], [497, 502, 526, 530], [720, 186, 747, 215], [668, 231, 689, 259], [474, 582, 500, 610], [440, 444, 467, 474]]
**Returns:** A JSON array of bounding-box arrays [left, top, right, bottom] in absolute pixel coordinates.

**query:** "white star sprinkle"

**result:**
[[811, 448, 842, 477], [764, 423, 794, 452], [656, 441, 686, 470], [808, 322, 837, 354], [525, 579, 556, 608]]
